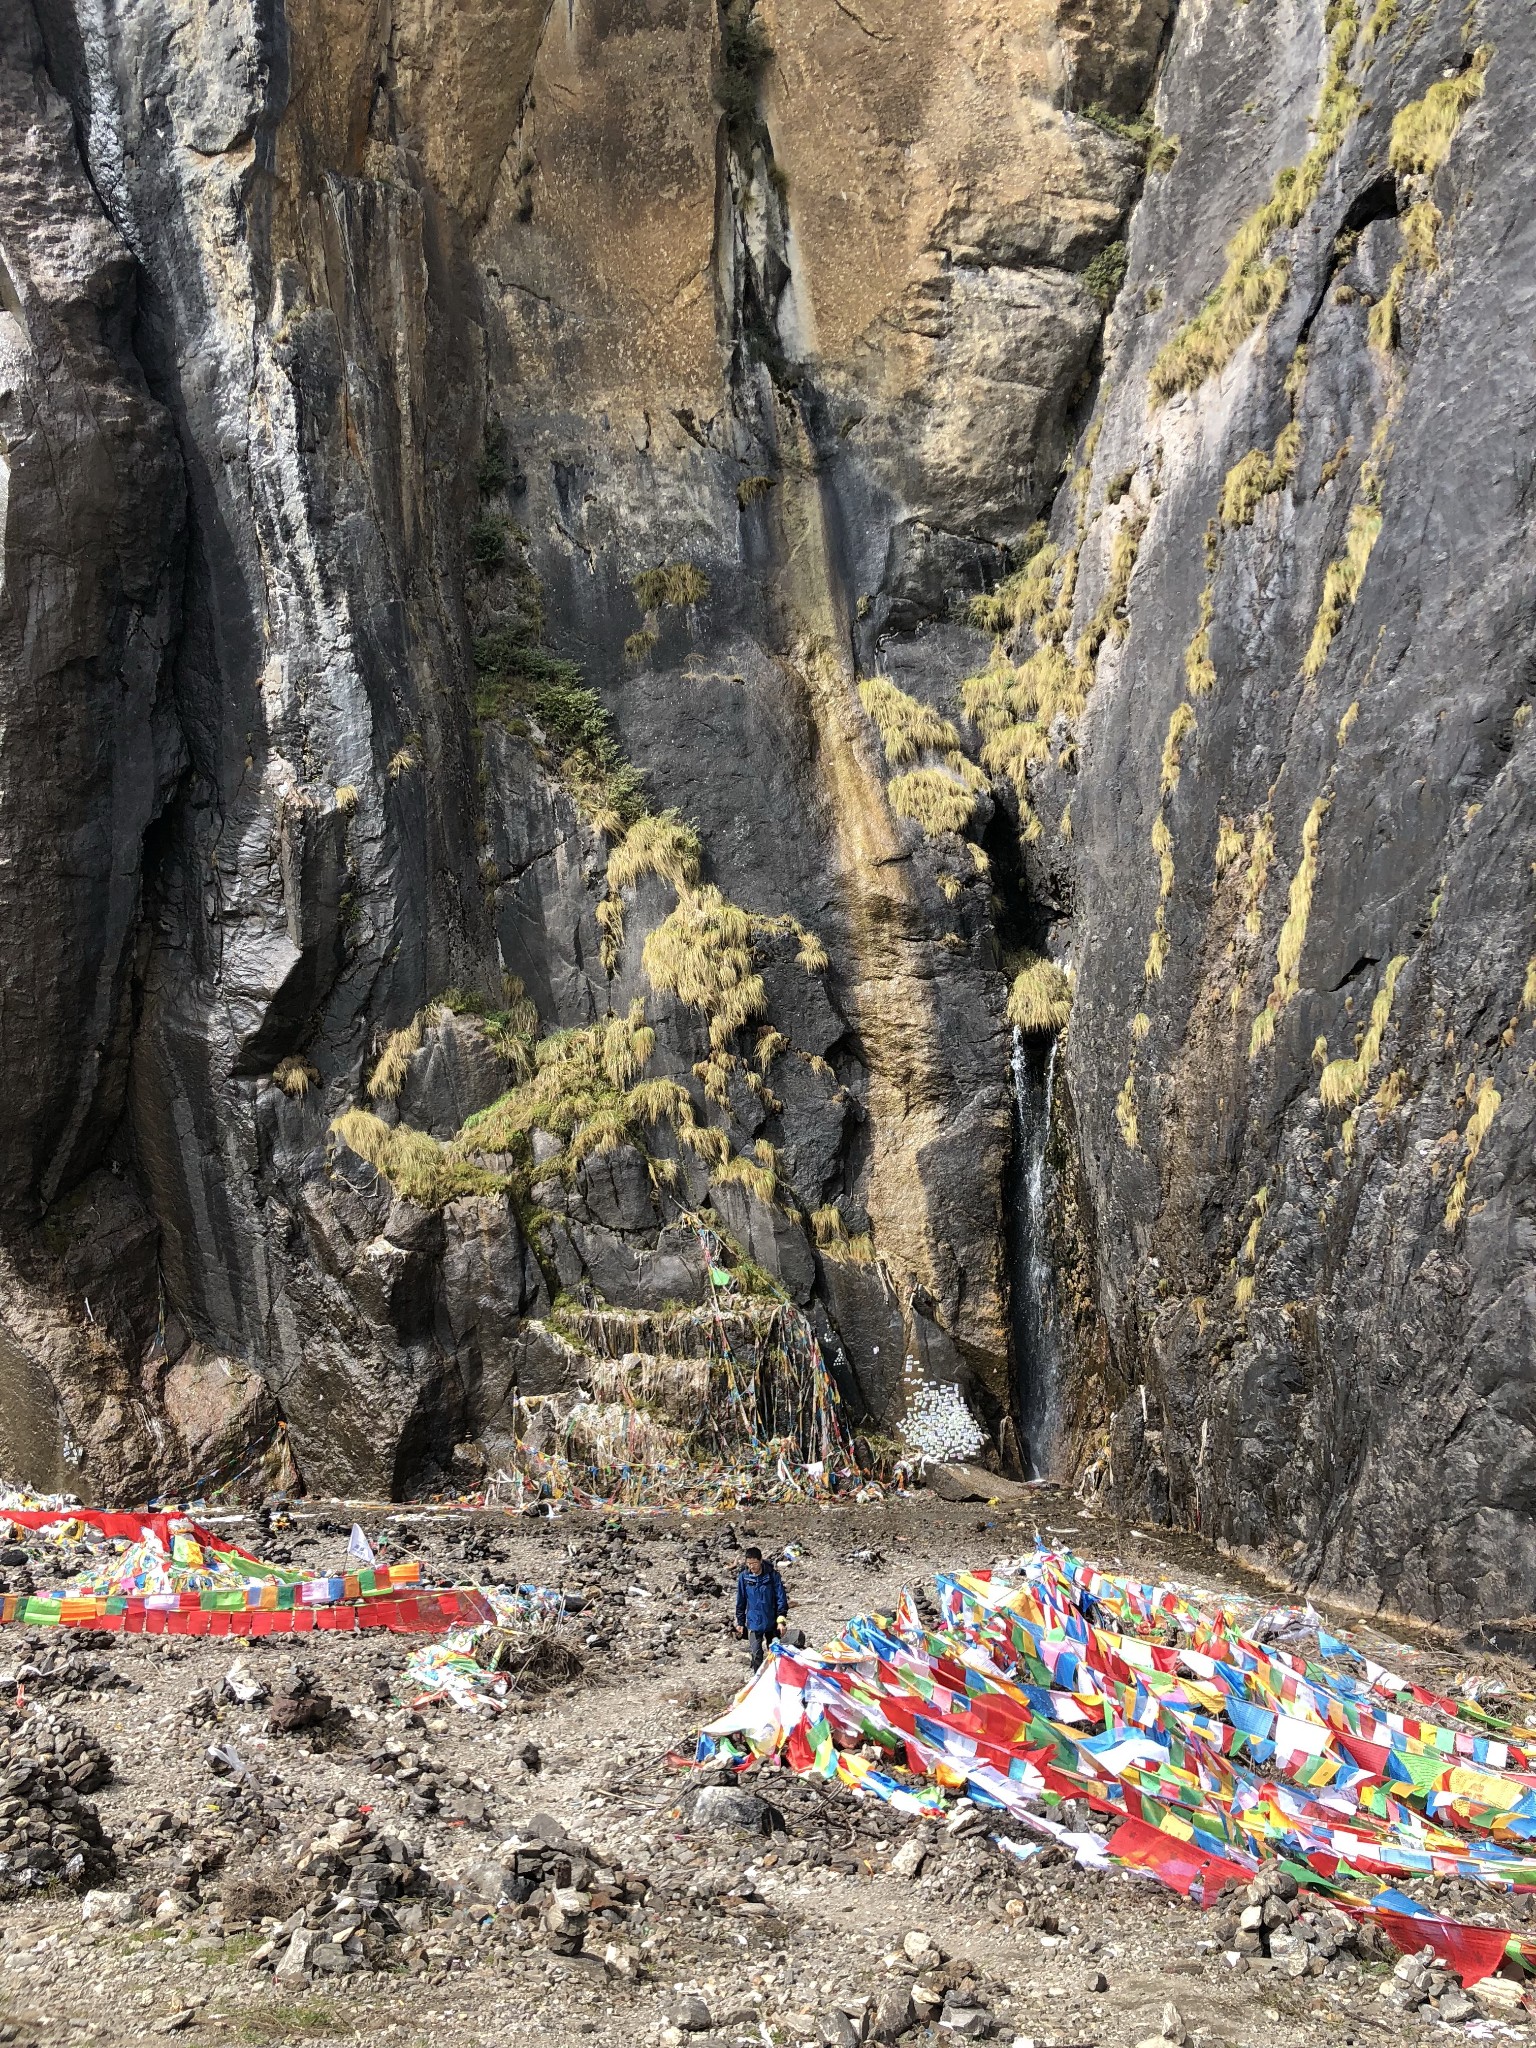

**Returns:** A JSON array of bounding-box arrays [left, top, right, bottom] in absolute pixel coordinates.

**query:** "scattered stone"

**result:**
[[817, 2011, 860, 2048], [274, 1928, 314, 1980], [80, 1888, 139, 1924], [666, 1992, 712, 2032], [686, 1785, 781, 1834], [888, 1838, 926, 1879], [870, 1983, 916, 2041]]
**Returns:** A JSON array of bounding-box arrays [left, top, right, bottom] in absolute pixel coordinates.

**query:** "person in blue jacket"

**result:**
[[734, 1546, 789, 1669]]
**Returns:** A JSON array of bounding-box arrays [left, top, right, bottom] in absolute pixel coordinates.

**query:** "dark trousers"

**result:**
[[748, 1629, 771, 1669]]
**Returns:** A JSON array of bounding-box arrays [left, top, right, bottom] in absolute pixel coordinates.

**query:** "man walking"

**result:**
[[734, 1546, 789, 1670]]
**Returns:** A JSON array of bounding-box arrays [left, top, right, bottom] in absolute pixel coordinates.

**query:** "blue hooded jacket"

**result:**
[[735, 1560, 789, 1635]]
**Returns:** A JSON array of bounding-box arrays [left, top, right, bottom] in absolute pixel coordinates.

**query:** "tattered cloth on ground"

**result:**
[[694, 1548, 1536, 1988]]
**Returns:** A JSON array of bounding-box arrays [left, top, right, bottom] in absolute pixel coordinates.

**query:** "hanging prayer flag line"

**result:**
[[693, 1547, 1536, 1982]]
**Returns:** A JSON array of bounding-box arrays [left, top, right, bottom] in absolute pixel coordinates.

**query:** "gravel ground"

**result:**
[[0, 1487, 1529, 2048]]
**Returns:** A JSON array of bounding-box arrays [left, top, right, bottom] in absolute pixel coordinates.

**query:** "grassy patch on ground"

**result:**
[[235, 1999, 353, 2043]]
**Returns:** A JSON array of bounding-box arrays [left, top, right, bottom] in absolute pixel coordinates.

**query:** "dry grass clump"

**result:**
[[643, 886, 766, 1049], [1243, 817, 1276, 935], [1220, 421, 1301, 527], [335, 785, 359, 815], [1389, 47, 1489, 178], [1319, 955, 1407, 1107], [967, 532, 1056, 636], [1184, 588, 1217, 697], [451, 1003, 673, 1184], [632, 564, 710, 612], [1369, 201, 1445, 353], [1445, 1076, 1500, 1231], [1274, 795, 1328, 998], [369, 1015, 427, 1101], [1144, 912, 1169, 983], [624, 630, 658, 663], [331, 1109, 503, 1207], [1006, 954, 1072, 1036], [1116, 1067, 1139, 1150], [858, 676, 959, 767], [1149, 1, 1365, 404], [1303, 487, 1382, 680], [1152, 815, 1175, 900], [1160, 704, 1198, 797], [1149, 261, 1290, 406], [1250, 796, 1329, 1056], [437, 981, 539, 1077], [273, 1055, 320, 1099], [1073, 512, 1146, 689], [981, 723, 1052, 786], [888, 766, 984, 839], [607, 810, 703, 894], [715, 1139, 780, 1207]]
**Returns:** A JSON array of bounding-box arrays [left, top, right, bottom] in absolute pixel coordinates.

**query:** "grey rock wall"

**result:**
[[1034, 0, 1536, 1621]]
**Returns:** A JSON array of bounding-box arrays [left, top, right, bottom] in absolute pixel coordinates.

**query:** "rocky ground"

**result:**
[[0, 1490, 1528, 2048]]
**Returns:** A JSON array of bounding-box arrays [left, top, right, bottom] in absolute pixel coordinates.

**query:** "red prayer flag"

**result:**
[[1109, 1817, 1252, 1904]]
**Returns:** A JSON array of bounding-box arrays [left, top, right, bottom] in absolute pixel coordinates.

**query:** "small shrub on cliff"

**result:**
[[1084, 241, 1128, 310], [468, 515, 508, 572], [475, 634, 647, 835], [475, 425, 510, 498]]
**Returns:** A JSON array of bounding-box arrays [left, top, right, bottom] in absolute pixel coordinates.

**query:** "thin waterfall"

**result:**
[[1009, 1026, 1061, 1479]]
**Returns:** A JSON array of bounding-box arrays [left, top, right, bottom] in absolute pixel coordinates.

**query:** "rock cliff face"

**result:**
[[1, 0, 1530, 1620], [1030, 0, 1535, 1625]]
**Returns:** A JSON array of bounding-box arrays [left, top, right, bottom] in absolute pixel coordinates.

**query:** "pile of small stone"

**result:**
[[365, 1736, 445, 1819], [0, 1633, 128, 1698], [867, 1929, 1002, 2041], [200, 1758, 281, 1855], [674, 1541, 724, 1601], [266, 1660, 335, 1736], [0, 1704, 115, 1894], [118, 1807, 186, 1864], [479, 1812, 649, 1957], [1379, 1945, 1482, 2024], [1212, 1863, 1389, 1980], [252, 1805, 428, 1977]]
